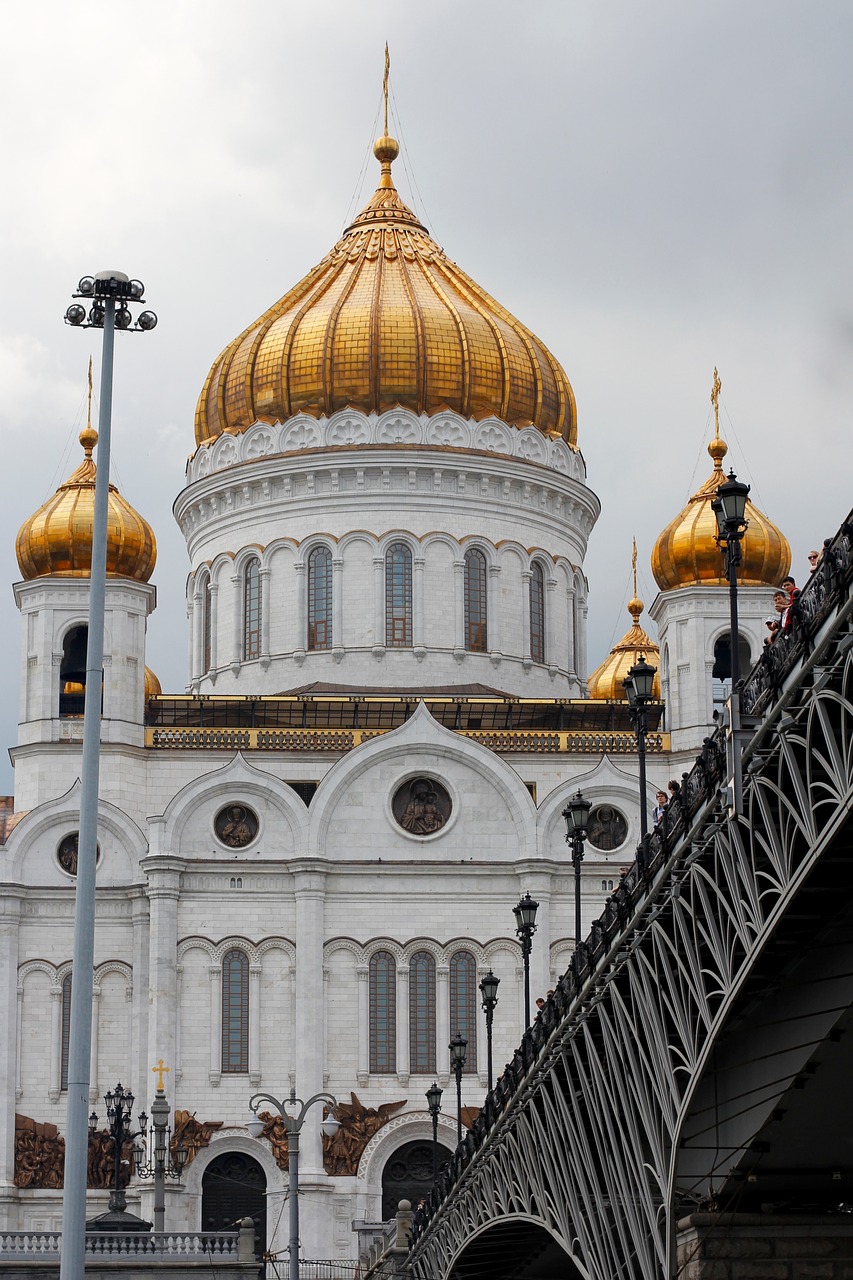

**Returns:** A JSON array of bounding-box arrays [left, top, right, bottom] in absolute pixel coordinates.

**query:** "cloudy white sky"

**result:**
[[1, 0, 851, 790]]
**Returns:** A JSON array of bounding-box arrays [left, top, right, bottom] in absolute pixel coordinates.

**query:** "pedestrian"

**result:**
[[652, 790, 668, 825], [807, 550, 821, 573]]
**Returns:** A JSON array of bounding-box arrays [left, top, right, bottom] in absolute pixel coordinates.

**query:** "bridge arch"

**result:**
[[448, 1216, 584, 1280]]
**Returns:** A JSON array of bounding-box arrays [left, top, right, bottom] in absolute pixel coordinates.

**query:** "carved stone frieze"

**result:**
[[171, 1110, 224, 1166], [321, 1093, 407, 1176], [14, 1114, 65, 1188]]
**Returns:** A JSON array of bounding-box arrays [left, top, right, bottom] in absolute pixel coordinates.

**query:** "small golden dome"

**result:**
[[652, 433, 790, 591], [588, 595, 661, 701], [195, 134, 577, 446], [16, 429, 156, 582], [144, 666, 162, 698]]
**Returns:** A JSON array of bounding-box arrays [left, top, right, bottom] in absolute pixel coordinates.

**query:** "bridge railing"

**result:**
[[411, 505, 853, 1246]]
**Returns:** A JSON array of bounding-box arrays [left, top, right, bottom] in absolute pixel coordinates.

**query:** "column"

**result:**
[[0, 890, 23, 1188], [209, 582, 219, 671], [249, 964, 262, 1084], [521, 570, 533, 666], [436, 965, 450, 1086], [396, 965, 410, 1086], [293, 563, 306, 662], [579, 597, 589, 690], [89, 986, 101, 1104], [15, 983, 23, 1100], [372, 556, 385, 655], [546, 576, 558, 674], [259, 567, 271, 665], [452, 560, 465, 658], [208, 966, 222, 1086], [141, 857, 185, 1095], [230, 572, 241, 667], [356, 966, 369, 1086], [293, 866, 326, 1175], [332, 557, 344, 659], [488, 564, 501, 662], [190, 590, 201, 682], [413, 556, 426, 656], [48, 985, 62, 1103], [129, 889, 150, 1107], [565, 586, 576, 677]]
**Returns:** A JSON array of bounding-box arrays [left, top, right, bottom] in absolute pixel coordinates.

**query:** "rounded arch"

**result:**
[[208, 551, 236, 588], [358, 1111, 458, 1192], [231, 544, 264, 577], [4, 783, 145, 884], [536, 758, 645, 856], [363, 938, 404, 964], [262, 536, 298, 569], [448, 1215, 582, 1280]]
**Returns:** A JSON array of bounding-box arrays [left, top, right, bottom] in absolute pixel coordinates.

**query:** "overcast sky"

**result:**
[[1, 0, 851, 792]]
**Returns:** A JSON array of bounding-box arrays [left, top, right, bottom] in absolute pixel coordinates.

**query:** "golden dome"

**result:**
[[651, 434, 790, 591], [588, 596, 661, 701], [195, 135, 577, 447], [16, 428, 156, 582], [144, 666, 162, 698]]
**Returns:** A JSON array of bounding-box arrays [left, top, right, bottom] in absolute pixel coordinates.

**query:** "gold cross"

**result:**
[[152, 1060, 170, 1091], [710, 367, 722, 437], [383, 43, 390, 136]]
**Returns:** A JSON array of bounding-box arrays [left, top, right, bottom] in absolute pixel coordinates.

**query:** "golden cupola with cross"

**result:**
[[588, 543, 661, 701], [194, 94, 577, 446], [652, 370, 790, 590]]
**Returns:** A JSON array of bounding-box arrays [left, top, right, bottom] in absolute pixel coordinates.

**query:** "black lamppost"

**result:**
[[478, 971, 500, 1093], [425, 1082, 443, 1182], [247, 1088, 339, 1280], [449, 1033, 468, 1144], [562, 789, 592, 946], [712, 468, 750, 812], [133, 1078, 188, 1231], [88, 1083, 148, 1226], [624, 656, 657, 842], [513, 892, 539, 1030]]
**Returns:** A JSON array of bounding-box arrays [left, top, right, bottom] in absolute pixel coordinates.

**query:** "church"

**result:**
[[0, 106, 789, 1264]]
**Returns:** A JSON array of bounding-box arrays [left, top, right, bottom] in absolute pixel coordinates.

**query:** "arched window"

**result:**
[[60, 973, 72, 1091], [243, 559, 261, 661], [201, 574, 212, 673], [409, 951, 436, 1074], [449, 951, 477, 1073], [308, 547, 333, 650], [59, 625, 89, 718], [464, 549, 488, 652], [530, 562, 546, 664], [385, 543, 413, 647], [369, 951, 396, 1074], [712, 632, 751, 681], [221, 949, 249, 1073]]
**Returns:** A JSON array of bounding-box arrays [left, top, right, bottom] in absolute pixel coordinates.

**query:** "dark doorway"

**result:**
[[202, 1150, 266, 1259], [381, 1139, 453, 1219], [712, 631, 752, 682]]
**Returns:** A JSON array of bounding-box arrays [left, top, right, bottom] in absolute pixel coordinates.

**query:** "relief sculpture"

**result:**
[[171, 1110, 224, 1166], [14, 1114, 65, 1189], [321, 1093, 407, 1176], [87, 1129, 132, 1189]]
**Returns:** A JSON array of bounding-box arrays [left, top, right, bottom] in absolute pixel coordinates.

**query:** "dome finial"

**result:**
[[373, 43, 399, 188], [80, 355, 98, 456], [628, 536, 643, 621], [708, 366, 727, 469]]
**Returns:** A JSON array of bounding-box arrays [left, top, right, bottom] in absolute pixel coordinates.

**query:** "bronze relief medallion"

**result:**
[[56, 833, 100, 876], [214, 804, 260, 848], [392, 777, 452, 836]]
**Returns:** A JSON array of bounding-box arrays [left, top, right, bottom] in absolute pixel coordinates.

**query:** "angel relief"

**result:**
[[322, 1094, 407, 1176]]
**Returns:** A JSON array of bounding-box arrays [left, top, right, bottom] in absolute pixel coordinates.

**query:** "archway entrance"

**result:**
[[202, 1150, 266, 1258], [382, 1139, 453, 1219], [451, 1219, 580, 1279]]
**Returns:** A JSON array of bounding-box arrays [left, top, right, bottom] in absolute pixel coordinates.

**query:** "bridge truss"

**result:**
[[408, 514, 853, 1280]]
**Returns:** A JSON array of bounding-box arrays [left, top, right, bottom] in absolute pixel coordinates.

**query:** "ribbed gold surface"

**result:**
[[144, 666, 162, 698], [652, 437, 790, 591], [588, 598, 661, 701], [16, 430, 156, 582], [195, 141, 577, 446]]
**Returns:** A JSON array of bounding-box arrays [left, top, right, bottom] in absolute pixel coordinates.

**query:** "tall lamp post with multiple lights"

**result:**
[[562, 789, 592, 946], [247, 1087, 339, 1280], [513, 892, 539, 1030], [425, 1082, 443, 1182], [60, 275, 157, 1280], [87, 1084, 149, 1229], [712, 469, 751, 813], [624, 656, 657, 844], [449, 1033, 468, 1144], [478, 971, 500, 1093], [133, 1080, 188, 1232]]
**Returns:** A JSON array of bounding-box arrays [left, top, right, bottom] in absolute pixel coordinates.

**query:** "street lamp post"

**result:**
[[478, 971, 500, 1093], [562, 790, 592, 946], [712, 469, 751, 814], [87, 1084, 148, 1224], [624, 656, 657, 844], [247, 1088, 339, 1280], [60, 274, 157, 1280], [513, 892, 539, 1030], [133, 1083, 188, 1232], [425, 1082, 443, 1183], [449, 1033, 468, 1144]]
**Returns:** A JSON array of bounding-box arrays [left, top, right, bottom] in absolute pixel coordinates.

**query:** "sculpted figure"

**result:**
[[258, 1111, 289, 1170], [172, 1110, 223, 1166], [399, 780, 446, 835], [321, 1094, 406, 1176]]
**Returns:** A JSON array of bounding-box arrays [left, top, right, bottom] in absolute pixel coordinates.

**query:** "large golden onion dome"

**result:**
[[588, 595, 661, 701], [195, 134, 577, 447], [652, 433, 790, 591], [16, 426, 156, 582]]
